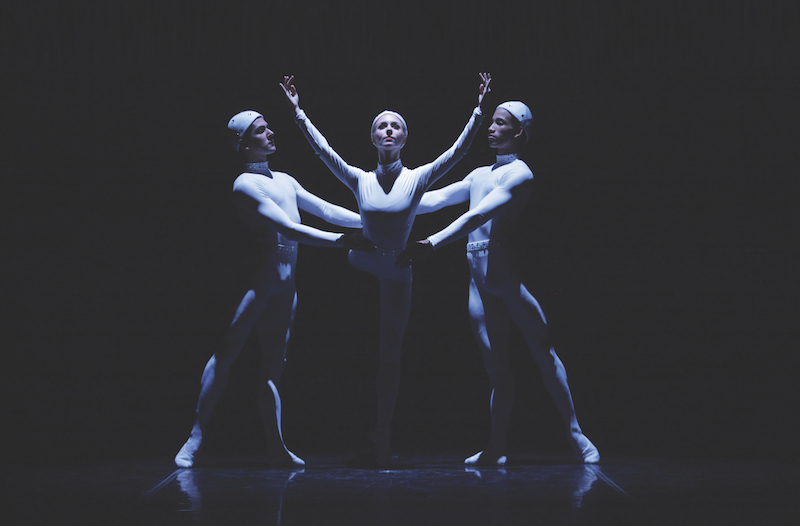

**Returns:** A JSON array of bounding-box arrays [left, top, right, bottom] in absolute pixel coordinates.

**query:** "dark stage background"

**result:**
[[2, 1, 797, 466]]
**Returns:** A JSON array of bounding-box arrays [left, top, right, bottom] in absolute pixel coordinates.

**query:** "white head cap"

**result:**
[[371, 110, 408, 138], [496, 101, 532, 143], [228, 110, 263, 152]]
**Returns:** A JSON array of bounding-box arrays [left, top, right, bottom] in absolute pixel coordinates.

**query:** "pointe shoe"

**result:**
[[571, 433, 600, 464], [464, 450, 507, 466], [268, 449, 305, 468], [175, 437, 202, 468]]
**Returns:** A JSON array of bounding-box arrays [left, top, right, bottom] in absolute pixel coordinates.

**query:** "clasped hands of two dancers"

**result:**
[[339, 231, 433, 268]]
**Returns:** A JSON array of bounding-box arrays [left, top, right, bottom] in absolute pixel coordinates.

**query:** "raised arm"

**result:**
[[295, 186, 362, 228], [416, 178, 472, 215], [280, 75, 362, 191], [233, 178, 371, 250], [417, 73, 491, 190]]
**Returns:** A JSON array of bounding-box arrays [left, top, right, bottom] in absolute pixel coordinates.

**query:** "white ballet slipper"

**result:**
[[464, 450, 507, 466], [175, 436, 202, 468], [268, 449, 305, 468], [572, 434, 600, 464]]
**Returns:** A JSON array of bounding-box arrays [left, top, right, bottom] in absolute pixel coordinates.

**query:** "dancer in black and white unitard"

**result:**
[[174, 110, 373, 468], [399, 101, 600, 465], [281, 73, 491, 466]]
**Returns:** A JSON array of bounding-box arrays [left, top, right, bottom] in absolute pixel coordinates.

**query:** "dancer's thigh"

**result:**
[[379, 277, 412, 337], [468, 277, 511, 375], [255, 284, 297, 375], [503, 282, 549, 351]]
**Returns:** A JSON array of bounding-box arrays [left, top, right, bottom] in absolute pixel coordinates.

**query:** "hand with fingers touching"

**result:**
[[477, 72, 492, 108], [280, 75, 300, 110], [396, 239, 434, 268]]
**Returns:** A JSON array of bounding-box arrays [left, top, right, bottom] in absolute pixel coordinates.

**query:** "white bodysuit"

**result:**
[[231, 163, 362, 288], [427, 154, 532, 246], [174, 160, 361, 468], [233, 163, 361, 247], [418, 153, 600, 464], [294, 107, 483, 279], [288, 104, 483, 465]]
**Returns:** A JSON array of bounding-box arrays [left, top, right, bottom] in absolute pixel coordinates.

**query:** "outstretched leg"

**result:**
[[175, 286, 270, 468], [465, 278, 514, 466], [504, 282, 599, 463], [371, 276, 412, 466], [254, 288, 304, 467]]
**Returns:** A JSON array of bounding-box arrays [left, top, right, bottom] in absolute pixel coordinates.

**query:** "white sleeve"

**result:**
[[232, 176, 345, 248], [416, 178, 472, 215], [428, 167, 532, 248], [293, 108, 363, 192], [416, 107, 483, 190], [295, 183, 362, 228]]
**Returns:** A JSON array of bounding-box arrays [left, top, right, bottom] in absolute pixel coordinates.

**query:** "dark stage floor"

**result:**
[[5, 454, 798, 525]]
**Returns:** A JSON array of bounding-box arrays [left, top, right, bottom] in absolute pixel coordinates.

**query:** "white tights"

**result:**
[[175, 257, 303, 467], [349, 250, 412, 465], [465, 251, 599, 464]]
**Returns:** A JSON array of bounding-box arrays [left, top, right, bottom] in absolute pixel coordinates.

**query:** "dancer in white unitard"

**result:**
[[399, 101, 600, 465], [281, 73, 491, 465], [174, 110, 373, 468]]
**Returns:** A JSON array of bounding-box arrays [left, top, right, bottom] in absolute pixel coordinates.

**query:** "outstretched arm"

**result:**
[[416, 179, 471, 215], [428, 170, 531, 248], [280, 75, 362, 191], [396, 177, 471, 266], [397, 170, 532, 267], [233, 181, 371, 250], [418, 73, 491, 189], [296, 186, 362, 228]]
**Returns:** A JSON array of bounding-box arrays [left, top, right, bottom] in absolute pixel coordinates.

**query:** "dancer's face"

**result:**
[[371, 114, 407, 152], [487, 109, 523, 152], [244, 117, 276, 156]]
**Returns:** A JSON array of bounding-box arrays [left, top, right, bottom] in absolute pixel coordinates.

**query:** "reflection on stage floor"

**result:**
[[5, 454, 798, 525]]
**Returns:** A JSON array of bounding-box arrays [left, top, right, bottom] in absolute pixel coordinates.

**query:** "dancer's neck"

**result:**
[[245, 160, 271, 175], [494, 153, 519, 167], [376, 158, 403, 175], [376, 150, 402, 165]]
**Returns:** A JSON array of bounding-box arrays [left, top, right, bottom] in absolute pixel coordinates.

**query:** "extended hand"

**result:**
[[341, 230, 376, 252], [477, 72, 492, 108], [396, 239, 434, 268], [280, 75, 300, 109]]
